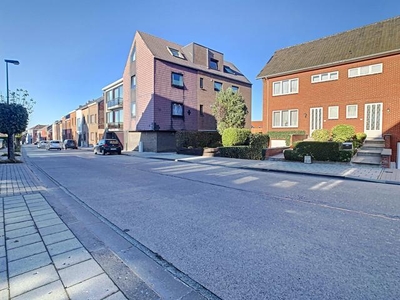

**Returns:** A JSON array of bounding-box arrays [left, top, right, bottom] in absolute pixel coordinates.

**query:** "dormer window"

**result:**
[[223, 66, 236, 75], [209, 59, 218, 70], [167, 47, 185, 59]]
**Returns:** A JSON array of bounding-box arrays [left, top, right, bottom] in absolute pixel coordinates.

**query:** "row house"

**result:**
[[257, 16, 400, 164], [103, 31, 252, 152]]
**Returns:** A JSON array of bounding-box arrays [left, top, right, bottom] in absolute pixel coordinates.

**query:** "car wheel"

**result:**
[[94, 148, 97, 155], [102, 149, 106, 155], [117, 150, 121, 155]]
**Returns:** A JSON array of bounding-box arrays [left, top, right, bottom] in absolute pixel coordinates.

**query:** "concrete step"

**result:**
[[356, 149, 382, 157], [352, 155, 381, 165], [361, 144, 385, 150], [364, 139, 385, 146]]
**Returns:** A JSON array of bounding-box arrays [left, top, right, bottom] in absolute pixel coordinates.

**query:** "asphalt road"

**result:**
[[24, 146, 400, 300]]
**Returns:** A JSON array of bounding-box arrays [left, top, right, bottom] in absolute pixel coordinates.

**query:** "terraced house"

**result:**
[[103, 31, 252, 152], [257, 16, 400, 166]]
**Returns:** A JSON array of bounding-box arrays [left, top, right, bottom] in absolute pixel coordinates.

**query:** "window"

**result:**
[[209, 59, 218, 70], [231, 86, 239, 93], [131, 75, 136, 89], [328, 106, 339, 119], [200, 77, 204, 89], [131, 102, 136, 118], [167, 47, 185, 59], [311, 71, 339, 83], [107, 90, 113, 101], [214, 81, 222, 91], [348, 63, 383, 78], [223, 66, 236, 74], [272, 79, 298, 96], [346, 105, 358, 118], [172, 72, 184, 88], [131, 46, 136, 61], [200, 104, 204, 116], [272, 109, 298, 127], [172, 102, 183, 117]]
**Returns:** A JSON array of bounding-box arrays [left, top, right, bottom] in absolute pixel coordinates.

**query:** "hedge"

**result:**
[[222, 128, 251, 146], [311, 129, 330, 142], [219, 133, 269, 160], [284, 141, 353, 162], [176, 131, 221, 149], [331, 124, 355, 143]]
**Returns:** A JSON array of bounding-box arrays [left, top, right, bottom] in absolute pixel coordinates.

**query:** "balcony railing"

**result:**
[[107, 97, 123, 109], [107, 122, 123, 129]]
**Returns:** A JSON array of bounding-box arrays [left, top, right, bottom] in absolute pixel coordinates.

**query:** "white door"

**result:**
[[364, 103, 382, 138], [310, 107, 323, 136]]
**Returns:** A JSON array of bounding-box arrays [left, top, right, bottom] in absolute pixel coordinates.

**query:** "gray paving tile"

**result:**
[[12, 279, 68, 300], [9, 265, 59, 298], [4, 203, 25, 210], [35, 218, 63, 229], [6, 233, 42, 250], [104, 291, 129, 300], [23, 194, 43, 200], [0, 289, 8, 300], [39, 223, 69, 236], [29, 204, 51, 212], [6, 226, 37, 239], [0, 238, 3, 247], [66, 273, 119, 300], [5, 209, 30, 219], [30, 208, 54, 217], [8, 251, 52, 278], [5, 214, 31, 224], [7, 242, 46, 262], [42, 230, 75, 246], [0, 271, 7, 290], [0, 256, 5, 272], [58, 259, 103, 288], [0, 246, 4, 258], [52, 247, 92, 270], [48, 238, 83, 256], [32, 212, 59, 222], [5, 220, 34, 231], [3, 206, 27, 214]]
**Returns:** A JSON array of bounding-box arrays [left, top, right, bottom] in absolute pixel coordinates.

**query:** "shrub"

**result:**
[[219, 133, 269, 160], [311, 129, 330, 141], [222, 128, 251, 147], [176, 131, 221, 149], [284, 141, 352, 162], [354, 132, 367, 148], [267, 130, 306, 146], [331, 124, 355, 143]]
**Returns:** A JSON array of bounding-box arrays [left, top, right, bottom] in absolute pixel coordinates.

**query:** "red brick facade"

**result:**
[[262, 53, 400, 162]]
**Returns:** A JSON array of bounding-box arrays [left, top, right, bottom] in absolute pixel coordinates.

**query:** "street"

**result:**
[[24, 146, 400, 300]]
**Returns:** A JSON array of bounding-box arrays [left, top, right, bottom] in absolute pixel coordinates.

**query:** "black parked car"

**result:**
[[63, 139, 78, 149], [93, 139, 122, 155]]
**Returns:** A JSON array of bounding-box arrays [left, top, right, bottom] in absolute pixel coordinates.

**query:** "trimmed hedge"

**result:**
[[311, 129, 330, 141], [331, 124, 355, 143], [222, 128, 251, 146], [176, 131, 221, 149], [354, 132, 367, 148], [267, 130, 306, 146], [219, 133, 269, 160], [284, 141, 353, 162]]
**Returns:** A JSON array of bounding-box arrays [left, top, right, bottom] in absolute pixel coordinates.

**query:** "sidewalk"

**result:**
[[122, 151, 400, 185]]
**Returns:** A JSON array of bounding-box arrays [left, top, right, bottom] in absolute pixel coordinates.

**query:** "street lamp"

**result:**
[[5, 59, 20, 159]]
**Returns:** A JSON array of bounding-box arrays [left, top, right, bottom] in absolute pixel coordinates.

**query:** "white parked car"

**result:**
[[46, 140, 62, 151], [37, 141, 47, 149]]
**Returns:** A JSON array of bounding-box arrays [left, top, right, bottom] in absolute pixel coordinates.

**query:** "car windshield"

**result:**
[[51, 141, 61, 143], [106, 140, 119, 145]]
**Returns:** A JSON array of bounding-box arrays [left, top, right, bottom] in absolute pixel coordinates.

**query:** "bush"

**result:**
[[284, 141, 352, 162], [219, 133, 269, 160], [267, 130, 306, 146], [331, 124, 355, 143], [176, 131, 221, 149], [354, 132, 367, 148], [311, 129, 330, 141], [222, 128, 251, 146]]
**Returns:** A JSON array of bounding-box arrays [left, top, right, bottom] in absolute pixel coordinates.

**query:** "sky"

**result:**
[[1, 0, 399, 128]]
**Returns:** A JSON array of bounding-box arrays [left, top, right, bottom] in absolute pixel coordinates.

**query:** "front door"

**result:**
[[364, 103, 383, 138], [310, 107, 323, 136]]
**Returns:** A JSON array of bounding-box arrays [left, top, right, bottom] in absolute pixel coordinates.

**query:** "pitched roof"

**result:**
[[138, 31, 251, 85], [257, 16, 400, 78]]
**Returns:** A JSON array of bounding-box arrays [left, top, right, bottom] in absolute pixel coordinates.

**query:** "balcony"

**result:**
[[107, 122, 123, 129], [107, 97, 123, 109]]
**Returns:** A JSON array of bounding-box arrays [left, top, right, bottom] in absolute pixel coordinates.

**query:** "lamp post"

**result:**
[[5, 59, 20, 159]]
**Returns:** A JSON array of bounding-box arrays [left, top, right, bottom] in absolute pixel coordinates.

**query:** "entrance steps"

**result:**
[[352, 138, 384, 166]]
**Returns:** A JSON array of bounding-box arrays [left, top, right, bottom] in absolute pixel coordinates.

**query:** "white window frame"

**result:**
[[272, 109, 299, 128], [328, 106, 339, 119], [167, 47, 185, 59], [346, 105, 358, 119], [272, 79, 298, 96], [348, 63, 383, 78], [311, 71, 339, 83]]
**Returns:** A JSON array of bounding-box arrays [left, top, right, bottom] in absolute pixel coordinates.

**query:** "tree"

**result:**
[[0, 103, 29, 161], [0, 89, 35, 161], [212, 88, 248, 134]]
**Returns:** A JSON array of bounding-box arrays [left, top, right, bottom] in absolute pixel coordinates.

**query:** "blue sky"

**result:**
[[1, 0, 399, 128]]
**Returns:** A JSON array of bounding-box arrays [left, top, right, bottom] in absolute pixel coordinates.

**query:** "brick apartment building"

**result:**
[[257, 16, 400, 164], [103, 31, 252, 152]]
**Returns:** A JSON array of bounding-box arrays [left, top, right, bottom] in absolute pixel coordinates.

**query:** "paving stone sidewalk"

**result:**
[[0, 193, 127, 300]]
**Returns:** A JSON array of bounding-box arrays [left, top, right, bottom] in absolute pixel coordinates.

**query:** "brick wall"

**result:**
[[262, 54, 400, 162]]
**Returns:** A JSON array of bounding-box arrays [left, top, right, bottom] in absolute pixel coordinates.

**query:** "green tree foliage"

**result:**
[[222, 128, 251, 146], [212, 88, 248, 135]]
